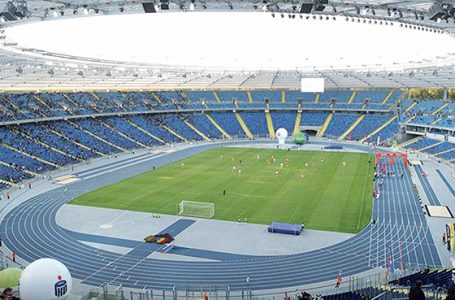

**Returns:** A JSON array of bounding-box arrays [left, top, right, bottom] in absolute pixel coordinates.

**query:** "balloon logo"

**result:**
[[20, 258, 72, 300]]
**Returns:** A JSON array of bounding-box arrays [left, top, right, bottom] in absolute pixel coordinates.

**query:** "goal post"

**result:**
[[178, 201, 215, 219]]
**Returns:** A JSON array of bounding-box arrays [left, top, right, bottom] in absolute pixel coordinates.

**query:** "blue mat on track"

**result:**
[[158, 219, 195, 236]]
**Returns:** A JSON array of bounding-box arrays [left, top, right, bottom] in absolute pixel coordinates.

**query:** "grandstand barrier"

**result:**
[[267, 222, 303, 235]]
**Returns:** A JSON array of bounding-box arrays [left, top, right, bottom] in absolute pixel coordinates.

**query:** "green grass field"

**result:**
[[70, 147, 375, 233]]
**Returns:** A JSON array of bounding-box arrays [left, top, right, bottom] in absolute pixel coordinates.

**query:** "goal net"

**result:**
[[178, 201, 215, 219]]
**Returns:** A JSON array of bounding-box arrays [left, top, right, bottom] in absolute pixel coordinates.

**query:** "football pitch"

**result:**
[[70, 147, 375, 233]]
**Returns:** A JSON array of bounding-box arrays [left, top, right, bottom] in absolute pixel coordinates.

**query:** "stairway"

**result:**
[[205, 114, 232, 140], [1, 94, 20, 112], [348, 91, 357, 104], [163, 125, 188, 142], [419, 141, 443, 151], [293, 111, 302, 135], [0, 160, 38, 177], [398, 136, 421, 148], [431, 117, 442, 125], [33, 94, 51, 110], [151, 92, 163, 104], [338, 115, 365, 141], [90, 92, 106, 105], [14, 128, 80, 161], [182, 119, 211, 141], [281, 91, 286, 103], [180, 92, 191, 103], [68, 120, 126, 152], [314, 93, 320, 104], [317, 113, 333, 137], [212, 91, 222, 104], [1, 143, 59, 168], [404, 101, 417, 113], [360, 116, 397, 143], [63, 93, 81, 108], [432, 103, 448, 116], [381, 91, 394, 105], [265, 111, 276, 139], [246, 91, 253, 104], [47, 126, 105, 156], [435, 148, 455, 156], [234, 112, 254, 140], [126, 119, 165, 144], [99, 120, 145, 148]]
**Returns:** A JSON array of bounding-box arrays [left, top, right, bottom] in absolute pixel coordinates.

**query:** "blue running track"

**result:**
[[414, 165, 441, 206], [436, 169, 455, 198], [0, 144, 442, 291]]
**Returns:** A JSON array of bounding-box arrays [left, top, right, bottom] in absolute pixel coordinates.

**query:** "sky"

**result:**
[[5, 12, 455, 71]]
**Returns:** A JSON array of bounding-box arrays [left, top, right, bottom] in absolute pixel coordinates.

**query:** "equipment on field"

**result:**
[[144, 233, 174, 244], [179, 201, 215, 218], [268, 222, 303, 235], [324, 145, 343, 150]]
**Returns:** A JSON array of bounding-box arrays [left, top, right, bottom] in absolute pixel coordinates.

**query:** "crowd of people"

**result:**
[[0, 288, 19, 300]]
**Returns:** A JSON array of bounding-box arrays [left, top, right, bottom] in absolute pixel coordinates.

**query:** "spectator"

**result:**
[[409, 280, 425, 300], [284, 292, 291, 300], [335, 274, 341, 288], [300, 290, 312, 300], [446, 287, 455, 300], [0, 288, 19, 300]]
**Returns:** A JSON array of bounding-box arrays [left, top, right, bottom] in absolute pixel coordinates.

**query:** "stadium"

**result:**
[[0, 0, 455, 299]]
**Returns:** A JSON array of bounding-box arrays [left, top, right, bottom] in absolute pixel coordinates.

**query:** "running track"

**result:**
[[0, 143, 442, 291]]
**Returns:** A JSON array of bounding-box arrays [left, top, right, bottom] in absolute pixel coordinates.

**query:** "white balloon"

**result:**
[[20, 258, 72, 300], [275, 128, 288, 145]]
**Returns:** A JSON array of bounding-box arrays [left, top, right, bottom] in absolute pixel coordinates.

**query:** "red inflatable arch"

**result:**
[[375, 152, 408, 167]]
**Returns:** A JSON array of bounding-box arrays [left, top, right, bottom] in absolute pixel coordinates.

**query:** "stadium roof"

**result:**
[[0, 0, 454, 90]]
